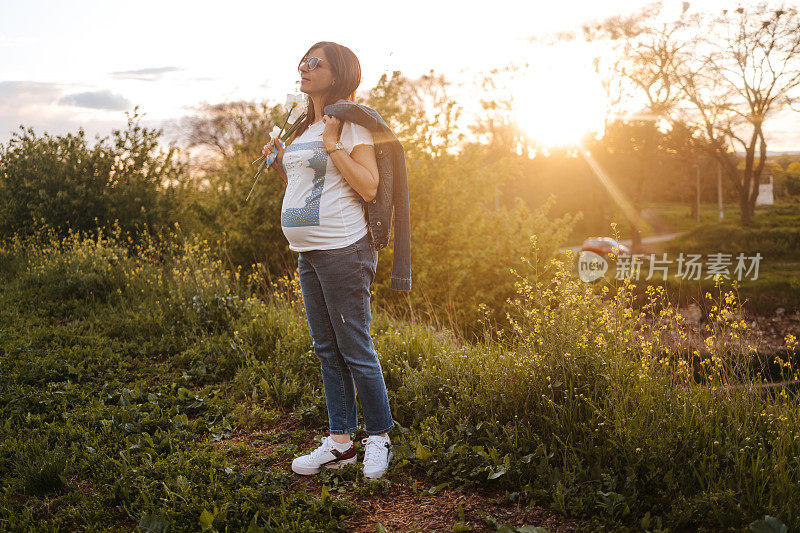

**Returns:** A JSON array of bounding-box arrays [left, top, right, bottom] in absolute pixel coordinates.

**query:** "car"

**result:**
[[580, 237, 631, 259]]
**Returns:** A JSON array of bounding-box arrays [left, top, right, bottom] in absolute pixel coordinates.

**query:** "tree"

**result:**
[[683, 4, 800, 224], [365, 70, 465, 157], [586, 2, 800, 225], [365, 69, 577, 339], [583, 4, 705, 238], [169, 100, 284, 178]]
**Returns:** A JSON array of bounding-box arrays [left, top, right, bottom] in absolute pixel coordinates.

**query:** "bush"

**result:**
[[0, 107, 184, 242]]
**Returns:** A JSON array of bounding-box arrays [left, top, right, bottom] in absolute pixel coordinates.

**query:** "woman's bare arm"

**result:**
[[328, 144, 379, 202]]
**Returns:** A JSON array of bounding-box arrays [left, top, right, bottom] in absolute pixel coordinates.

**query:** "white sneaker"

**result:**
[[361, 435, 393, 479], [291, 436, 357, 475]]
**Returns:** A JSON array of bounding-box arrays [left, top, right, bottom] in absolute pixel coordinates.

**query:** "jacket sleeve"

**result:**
[[389, 143, 412, 291], [323, 103, 378, 131]]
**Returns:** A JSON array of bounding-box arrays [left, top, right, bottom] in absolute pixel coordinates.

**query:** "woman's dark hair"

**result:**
[[292, 41, 361, 140]]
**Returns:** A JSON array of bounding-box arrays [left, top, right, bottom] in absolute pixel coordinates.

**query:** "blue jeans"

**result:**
[[297, 232, 394, 436]]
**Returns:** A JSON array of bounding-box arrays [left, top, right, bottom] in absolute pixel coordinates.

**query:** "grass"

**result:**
[[0, 229, 357, 531], [566, 201, 800, 312], [642, 202, 743, 234], [655, 262, 800, 315], [567, 199, 800, 243], [565, 201, 732, 244], [1, 225, 799, 531], [570, 254, 800, 315], [648, 201, 800, 312], [662, 204, 800, 261]]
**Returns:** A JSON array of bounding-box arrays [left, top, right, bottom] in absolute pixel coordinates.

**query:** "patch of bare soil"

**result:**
[[342, 476, 582, 532], [213, 427, 585, 532], [750, 308, 800, 351], [640, 304, 800, 357]]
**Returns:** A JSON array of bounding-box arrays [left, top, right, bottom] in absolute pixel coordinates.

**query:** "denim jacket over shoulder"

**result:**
[[323, 99, 412, 292]]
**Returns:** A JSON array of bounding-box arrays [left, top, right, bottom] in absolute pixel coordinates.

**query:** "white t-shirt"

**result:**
[[280, 119, 374, 252]]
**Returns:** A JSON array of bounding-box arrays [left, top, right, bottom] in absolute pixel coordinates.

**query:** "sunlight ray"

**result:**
[[576, 140, 653, 238]]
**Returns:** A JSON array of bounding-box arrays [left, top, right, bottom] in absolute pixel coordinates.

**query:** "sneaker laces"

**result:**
[[309, 436, 335, 461], [361, 436, 388, 465]]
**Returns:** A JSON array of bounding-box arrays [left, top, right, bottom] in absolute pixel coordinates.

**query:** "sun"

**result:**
[[510, 45, 608, 149]]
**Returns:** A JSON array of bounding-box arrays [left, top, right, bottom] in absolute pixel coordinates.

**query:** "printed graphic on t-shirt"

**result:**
[[280, 141, 327, 227], [280, 119, 374, 252]]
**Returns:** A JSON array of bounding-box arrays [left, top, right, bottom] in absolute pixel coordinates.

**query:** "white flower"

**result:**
[[268, 125, 281, 140], [285, 93, 307, 124], [285, 93, 306, 109]]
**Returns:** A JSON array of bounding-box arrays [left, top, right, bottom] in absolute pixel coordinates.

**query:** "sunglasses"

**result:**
[[298, 56, 324, 71]]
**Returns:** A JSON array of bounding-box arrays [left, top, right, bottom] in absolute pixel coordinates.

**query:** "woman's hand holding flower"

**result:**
[[263, 125, 286, 172]]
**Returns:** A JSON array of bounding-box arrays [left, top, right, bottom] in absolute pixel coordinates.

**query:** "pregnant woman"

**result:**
[[261, 41, 394, 479]]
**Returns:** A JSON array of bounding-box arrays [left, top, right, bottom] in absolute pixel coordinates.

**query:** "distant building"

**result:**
[[756, 171, 774, 205]]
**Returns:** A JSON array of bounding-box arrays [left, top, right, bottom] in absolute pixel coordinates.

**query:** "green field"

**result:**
[[568, 201, 800, 313], [2, 229, 800, 531], [0, 231, 570, 532], [571, 200, 800, 243]]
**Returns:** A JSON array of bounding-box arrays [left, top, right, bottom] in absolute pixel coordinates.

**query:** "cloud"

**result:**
[[0, 80, 64, 105], [0, 81, 136, 145], [109, 66, 182, 81], [58, 90, 132, 111], [0, 81, 68, 142]]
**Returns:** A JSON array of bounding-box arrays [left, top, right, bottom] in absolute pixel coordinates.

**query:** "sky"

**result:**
[[1, 0, 798, 152]]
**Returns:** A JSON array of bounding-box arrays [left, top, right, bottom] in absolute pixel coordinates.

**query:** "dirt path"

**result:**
[[558, 231, 686, 253]]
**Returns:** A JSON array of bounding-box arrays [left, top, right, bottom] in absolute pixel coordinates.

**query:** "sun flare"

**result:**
[[510, 45, 608, 149]]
